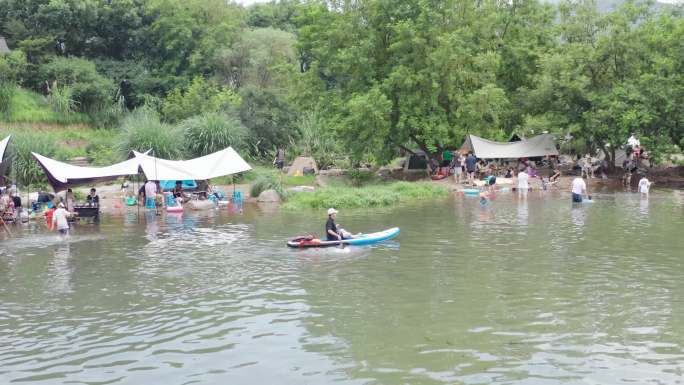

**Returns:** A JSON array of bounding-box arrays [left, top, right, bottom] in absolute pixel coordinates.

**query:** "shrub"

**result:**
[[39, 57, 115, 112], [0, 51, 27, 83], [85, 131, 120, 166], [181, 112, 248, 157], [347, 168, 374, 187], [117, 108, 183, 159], [250, 173, 284, 198]]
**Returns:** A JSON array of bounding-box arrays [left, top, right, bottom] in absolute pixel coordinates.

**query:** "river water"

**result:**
[[1, 189, 683, 385]]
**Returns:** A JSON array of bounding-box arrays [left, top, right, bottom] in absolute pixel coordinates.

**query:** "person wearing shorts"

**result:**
[[465, 152, 477, 185], [453, 155, 462, 183]]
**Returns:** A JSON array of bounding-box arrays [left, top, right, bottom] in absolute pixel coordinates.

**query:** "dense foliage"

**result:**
[[0, 0, 682, 172]]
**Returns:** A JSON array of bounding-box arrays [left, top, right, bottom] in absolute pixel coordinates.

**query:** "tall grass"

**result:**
[[249, 173, 284, 198], [290, 110, 341, 169], [117, 107, 183, 159], [48, 86, 78, 115], [0, 82, 16, 115], [6, 132, 58, 186], [283, 182, 448, 209], [88, 96, 127, 129], [181, 112, 248, 157]]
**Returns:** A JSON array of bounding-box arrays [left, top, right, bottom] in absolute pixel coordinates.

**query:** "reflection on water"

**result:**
[[1, 191, 683, 385]]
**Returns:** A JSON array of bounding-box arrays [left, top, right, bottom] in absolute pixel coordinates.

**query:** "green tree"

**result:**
[[144, 0, 244, 78], [524, 0, 682, 164], [215, 27, 298, 90], [161, 76, 241, 123], [239, 85, 295, 157], [295, 0, 554, 163]]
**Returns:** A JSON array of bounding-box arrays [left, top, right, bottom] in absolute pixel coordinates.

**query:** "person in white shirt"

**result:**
[[52, 202, 72, 236], [627, 134, 640, 147], [571, 176, 588, 203], [517, 170, 529, 191], [144, 180, 157, 207], [638, 177, 652, 195]]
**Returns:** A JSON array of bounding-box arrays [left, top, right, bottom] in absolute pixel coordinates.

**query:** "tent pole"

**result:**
[[153, 149, 159, 216], [136, 173, 140, 222]]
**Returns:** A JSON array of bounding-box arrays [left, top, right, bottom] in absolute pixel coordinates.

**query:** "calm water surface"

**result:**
[[1, 189, 683, 385]]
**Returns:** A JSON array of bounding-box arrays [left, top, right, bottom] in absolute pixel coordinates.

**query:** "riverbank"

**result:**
[[16, 166, 684, 217]]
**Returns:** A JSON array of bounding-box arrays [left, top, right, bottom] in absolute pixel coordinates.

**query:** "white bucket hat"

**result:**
[[327, 208, 338, 215]]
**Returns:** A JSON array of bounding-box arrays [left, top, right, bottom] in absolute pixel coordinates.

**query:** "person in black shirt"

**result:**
[[86, 188, 99, 206], [11, 193, 21, 209], [326, 208, 342, 241]]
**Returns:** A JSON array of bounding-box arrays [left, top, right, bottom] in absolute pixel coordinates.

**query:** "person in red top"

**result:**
[[44, 206, 56, 230]]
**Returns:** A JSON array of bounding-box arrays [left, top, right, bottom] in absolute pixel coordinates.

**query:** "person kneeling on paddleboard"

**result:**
[[326, 208, 354, 241]]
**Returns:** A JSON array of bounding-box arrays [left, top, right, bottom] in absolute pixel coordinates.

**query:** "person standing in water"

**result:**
[[452, 153, 462, 184], [65, 188, 75, 213], [571, 175, 588, 203], [517, 169, 529, 191], [144, 180, 157, 208], [465, 152, 477, 185], [52, 202, 72, 237], [638, 176, 653, 196]]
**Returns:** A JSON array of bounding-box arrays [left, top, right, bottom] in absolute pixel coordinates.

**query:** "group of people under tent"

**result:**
[[39, 188, 99, 237], [429, 150, 564, 191], [0, 185, 24, 223], [125, 179, 224, 209], [0, 185, 100, 236]]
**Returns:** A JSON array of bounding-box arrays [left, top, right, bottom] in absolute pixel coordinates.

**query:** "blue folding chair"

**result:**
[[232, 191, 243, 205]]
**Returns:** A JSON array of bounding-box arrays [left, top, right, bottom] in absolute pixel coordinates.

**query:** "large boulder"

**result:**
[[285, 185, 315, 194], [187, 200, 214, 210], [257, 189, 281, 203], [287, 156, 318, 176]]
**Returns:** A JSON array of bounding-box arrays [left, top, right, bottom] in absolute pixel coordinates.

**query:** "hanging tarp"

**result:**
[[0, 135, 9, 161], [32, 152, 142, 192], [460, 134, 559, 159], [134, 147, 252, 181], [0, 135, 11, 182]]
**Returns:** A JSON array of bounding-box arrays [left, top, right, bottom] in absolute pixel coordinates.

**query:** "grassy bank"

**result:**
[[283, 181, 448, 209], [0, 88, 90, 125]]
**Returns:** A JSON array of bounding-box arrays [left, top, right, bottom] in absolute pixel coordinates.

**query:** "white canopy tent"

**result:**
[[460, 134, 559, 159], [32, 146, 252, 191], [0, 135, 11, 184], [32, 152, 143, 192], [0, 135, 9, 160], [133, 147, 252, 181]]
